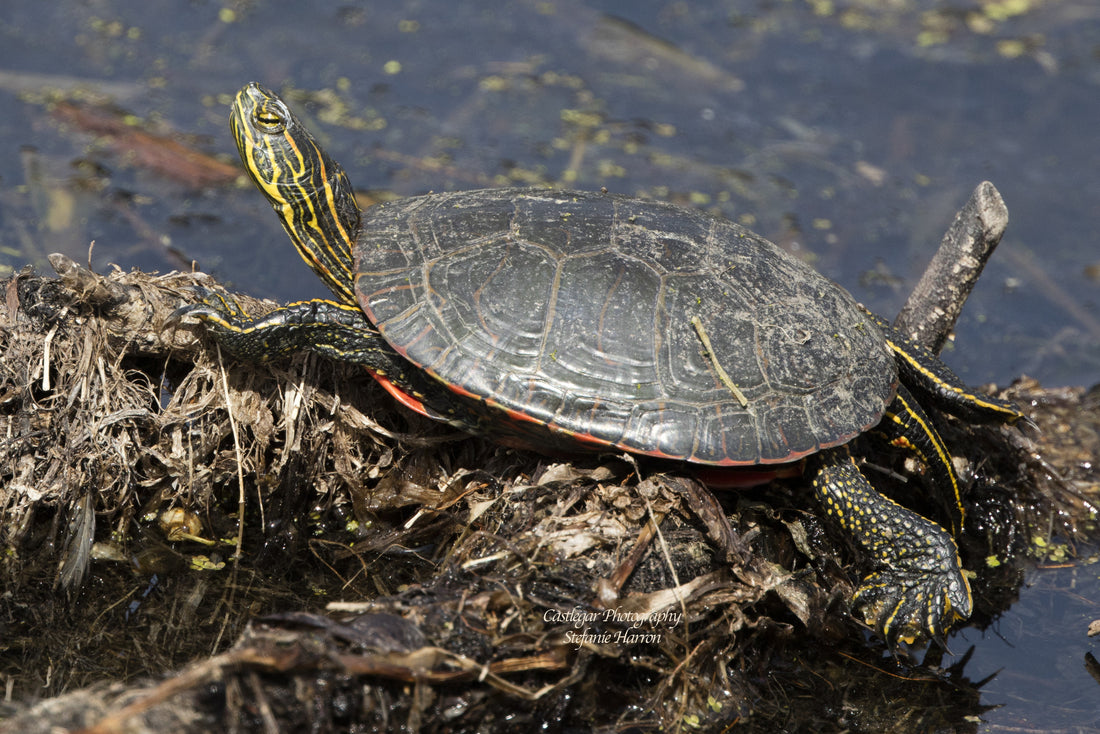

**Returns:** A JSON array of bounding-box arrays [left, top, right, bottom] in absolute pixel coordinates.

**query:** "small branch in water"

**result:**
[[894, 181, 1009, 355]]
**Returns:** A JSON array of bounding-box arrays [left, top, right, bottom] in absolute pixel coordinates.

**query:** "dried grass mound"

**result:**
[[0, 251, 1096, 733]]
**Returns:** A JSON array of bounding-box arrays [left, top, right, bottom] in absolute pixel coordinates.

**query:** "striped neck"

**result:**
[[230, 83, 360, 306]]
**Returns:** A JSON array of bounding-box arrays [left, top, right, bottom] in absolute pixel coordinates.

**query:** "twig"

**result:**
[[894, 181, 1008, 354]]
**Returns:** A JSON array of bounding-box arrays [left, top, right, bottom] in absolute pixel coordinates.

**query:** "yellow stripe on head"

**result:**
[[230, 83, 360, 306]]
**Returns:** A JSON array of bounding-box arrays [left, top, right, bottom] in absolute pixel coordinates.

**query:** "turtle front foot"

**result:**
[[172, 287, 397, 368], [170, 286, 251, 324], [170, 287, 284, 362]]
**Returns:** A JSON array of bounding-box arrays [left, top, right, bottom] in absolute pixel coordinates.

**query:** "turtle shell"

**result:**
[[353, 188, 896, 466]]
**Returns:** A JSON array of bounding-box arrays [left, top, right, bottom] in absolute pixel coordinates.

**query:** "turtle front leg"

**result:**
[[175, 290, 398, 368], [176, 290, 490, 434], [808, 446, 973, 647]]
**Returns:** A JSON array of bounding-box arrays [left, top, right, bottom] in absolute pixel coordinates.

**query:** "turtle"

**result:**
[[177, 82, 1031, 646]]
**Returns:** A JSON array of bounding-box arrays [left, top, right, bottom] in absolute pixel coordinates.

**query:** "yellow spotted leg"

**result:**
[[808, 443, 972, 647]]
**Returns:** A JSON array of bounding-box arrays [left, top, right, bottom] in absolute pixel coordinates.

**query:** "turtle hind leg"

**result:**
[[808, 446, 972, 647], [877, 384, 965, 537]]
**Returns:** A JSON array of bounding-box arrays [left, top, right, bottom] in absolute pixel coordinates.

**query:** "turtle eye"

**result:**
[[253, 104, 286, 133]]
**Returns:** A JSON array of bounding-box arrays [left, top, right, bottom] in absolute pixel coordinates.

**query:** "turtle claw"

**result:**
[[810, 448, 973, 647], [170, 287, 251, 324], [172, 287, 390, 366], [853, 563, 971, 648], [1012, 413, 1042, 441], [168, 287, 286, 361]]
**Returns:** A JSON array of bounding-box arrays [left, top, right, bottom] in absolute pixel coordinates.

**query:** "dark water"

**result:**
[[1, 0, 1098, 728]]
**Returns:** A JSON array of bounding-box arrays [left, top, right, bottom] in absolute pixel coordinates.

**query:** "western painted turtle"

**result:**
[[179, 82, 1031, 645]]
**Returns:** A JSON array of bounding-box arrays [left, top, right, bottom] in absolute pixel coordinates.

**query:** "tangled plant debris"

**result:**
[[0, 188, 1098, 732]]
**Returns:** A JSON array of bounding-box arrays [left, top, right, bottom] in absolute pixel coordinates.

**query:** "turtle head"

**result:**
[[231, 82, 360, 305]]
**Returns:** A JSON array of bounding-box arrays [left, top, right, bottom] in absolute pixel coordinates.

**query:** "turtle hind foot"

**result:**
[[853, 566, 971, 649]]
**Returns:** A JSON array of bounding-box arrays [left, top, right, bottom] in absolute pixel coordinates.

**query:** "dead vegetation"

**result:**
[[0, 251, 1096, 733]]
